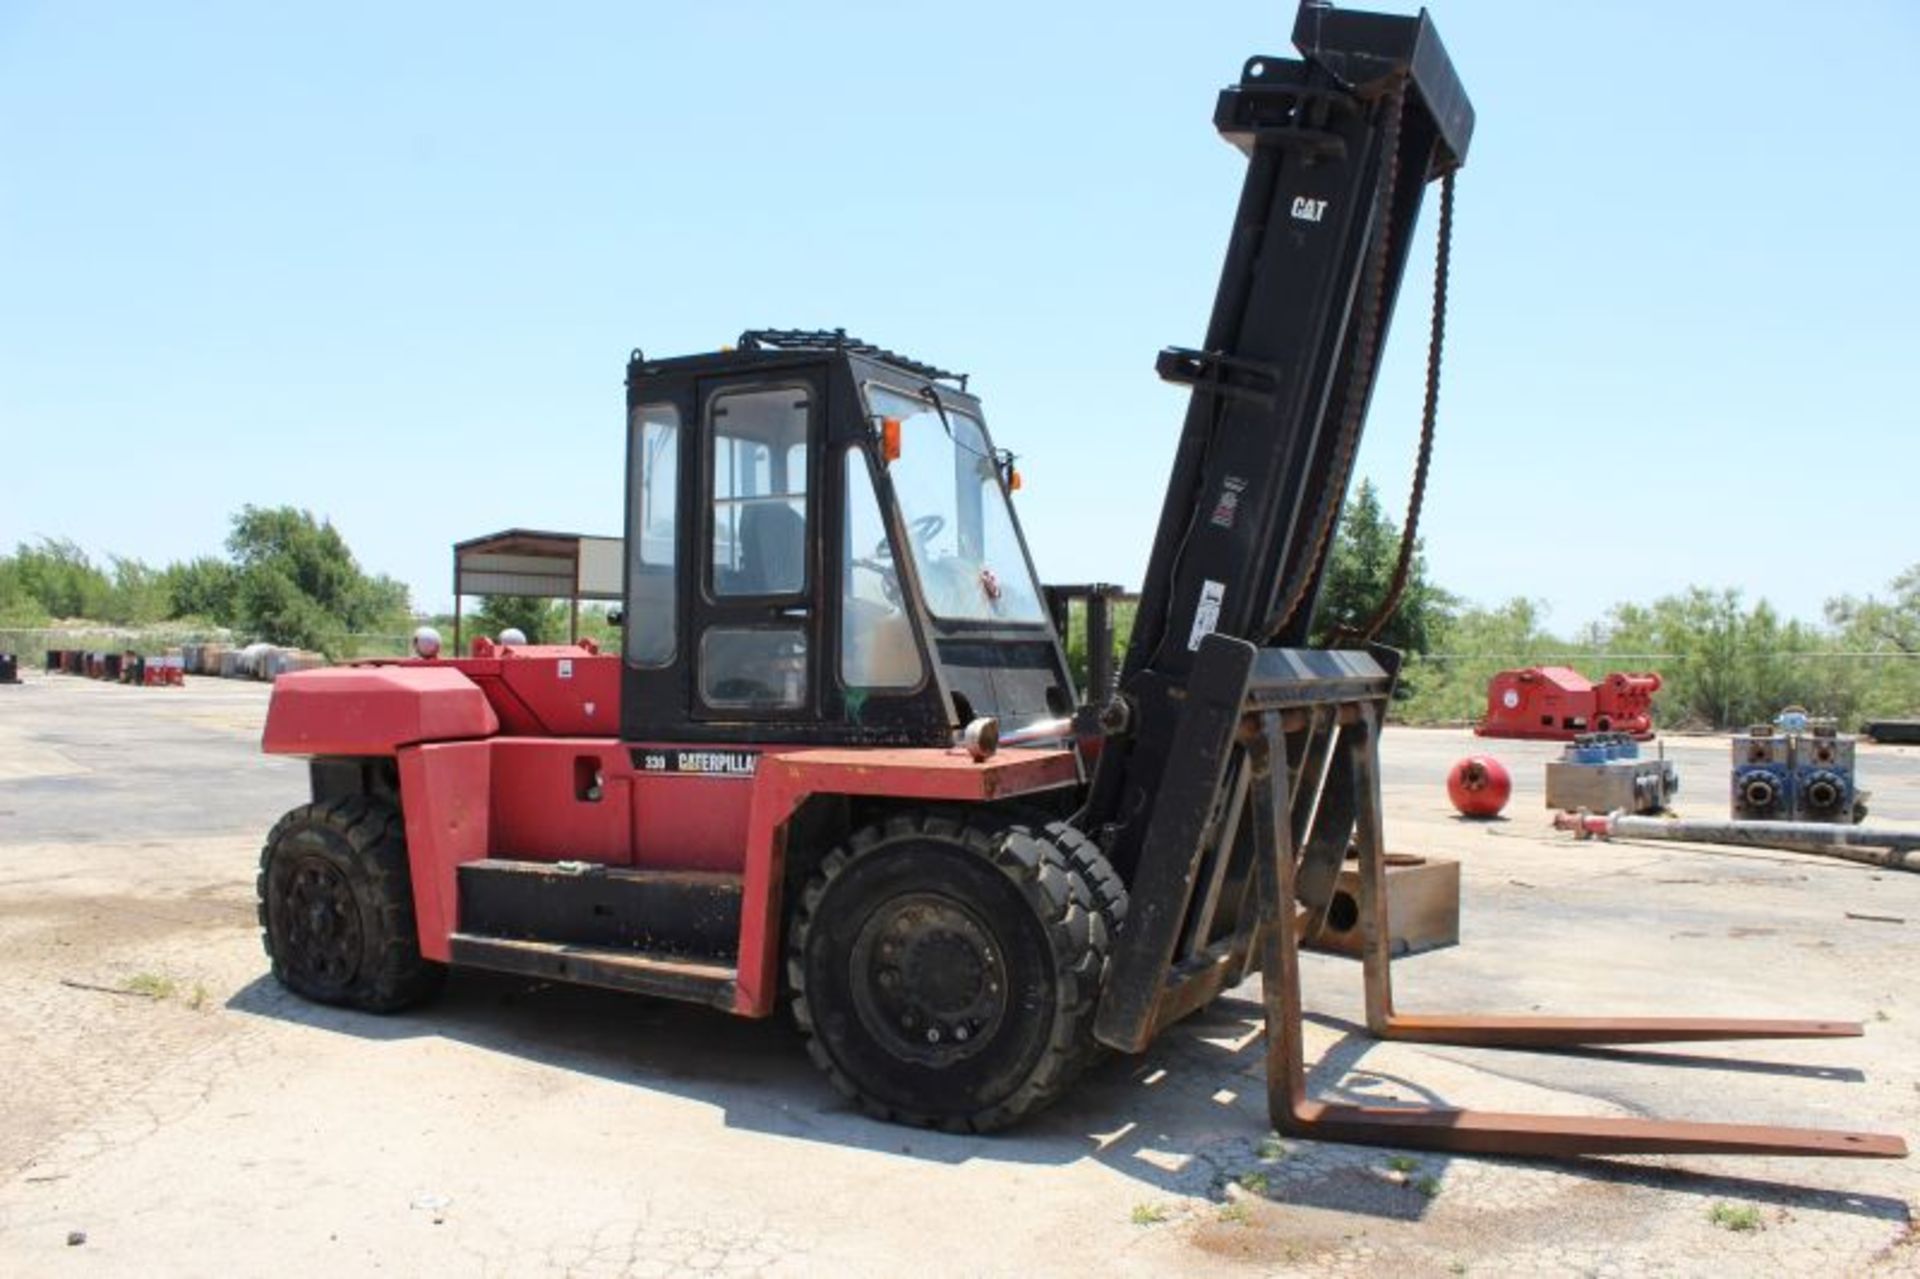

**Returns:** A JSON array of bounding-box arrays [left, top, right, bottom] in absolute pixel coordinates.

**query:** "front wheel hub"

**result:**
[[851, 893, 1008, 1065]]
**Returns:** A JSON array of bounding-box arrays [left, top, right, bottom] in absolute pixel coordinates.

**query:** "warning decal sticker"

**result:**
[[1188, 579, 1226, 651]]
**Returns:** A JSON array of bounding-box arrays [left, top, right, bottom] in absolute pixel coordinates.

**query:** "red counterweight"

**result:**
[[1477, 666, 1660, 741]]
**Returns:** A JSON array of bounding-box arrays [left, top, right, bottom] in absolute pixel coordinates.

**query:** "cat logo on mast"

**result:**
[[1291, 196, 1328, 223]]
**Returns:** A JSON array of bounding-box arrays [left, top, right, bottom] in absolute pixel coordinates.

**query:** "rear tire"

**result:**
[[258, 797, 445, 1012], [788, 812, 1111, 1132]]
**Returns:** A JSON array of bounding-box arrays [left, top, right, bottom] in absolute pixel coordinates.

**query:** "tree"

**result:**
[[1825, 563, 1920, 719], [102, 556, 170, 625], [225, 506, 411, 650], [0, 552, 36, 623], [1602, 589, 1851, 729], [1827, 564, 1920, 655], [162, 556, 241, 624], [1395, 596, 1560, 723], [6, 538, 111, 619], [471, 595, 564, 644], [1311, 479, 1454, 657]]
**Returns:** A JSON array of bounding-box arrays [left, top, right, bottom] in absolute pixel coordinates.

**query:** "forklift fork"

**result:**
[[1097, 636, 1907, 1160]]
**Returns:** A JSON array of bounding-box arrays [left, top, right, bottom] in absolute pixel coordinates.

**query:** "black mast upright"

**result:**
[[1083, 3, 1472, 876]]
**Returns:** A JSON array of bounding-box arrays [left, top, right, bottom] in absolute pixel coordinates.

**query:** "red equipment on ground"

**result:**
[[1476, 666, 1660, 741], [1446, 755, 1511, 818]]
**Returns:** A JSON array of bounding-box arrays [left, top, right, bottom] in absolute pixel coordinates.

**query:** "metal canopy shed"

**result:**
[[452, 528, 623, 651]]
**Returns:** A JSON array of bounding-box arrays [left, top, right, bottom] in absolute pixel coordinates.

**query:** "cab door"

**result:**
[[690, 374, 821, 723]]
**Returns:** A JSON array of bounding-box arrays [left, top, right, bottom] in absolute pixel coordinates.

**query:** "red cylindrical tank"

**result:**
[[1447, 755, 1512, 818]]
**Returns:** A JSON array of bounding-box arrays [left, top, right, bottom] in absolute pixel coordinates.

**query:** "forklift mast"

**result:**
[[1084, 4, 1471, 876], [1070, 4, 1897, 1161]]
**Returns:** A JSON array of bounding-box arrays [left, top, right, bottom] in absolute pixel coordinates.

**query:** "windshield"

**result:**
[[866, 384, 1048, 625]]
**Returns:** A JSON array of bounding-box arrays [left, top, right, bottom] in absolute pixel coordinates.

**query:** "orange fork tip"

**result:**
[[1380, 1013, 1865, 1047], [1279, 1101, 1909, 1160]]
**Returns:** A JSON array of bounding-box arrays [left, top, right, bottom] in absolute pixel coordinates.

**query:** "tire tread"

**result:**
[[258, 797, 445, 1013]]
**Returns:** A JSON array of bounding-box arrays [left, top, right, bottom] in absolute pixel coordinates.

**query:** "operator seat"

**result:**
[[736, 501, 805, 595]]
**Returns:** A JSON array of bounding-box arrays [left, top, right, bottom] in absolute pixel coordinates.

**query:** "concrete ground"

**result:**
[[0, 673, 1916, 1277]]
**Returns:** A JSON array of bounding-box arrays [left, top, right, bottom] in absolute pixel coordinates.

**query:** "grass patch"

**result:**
[[1414, 1175, 1442, 1199], [1217, 1200, 1254, 1226], [1708, 1202, 1764, 1233], [112, 972, 210, 1009], [1238, 1171, 1271, 1195], [1257, 1133, 1288, 1161], [1129, 1203, 1169, 1226], [1386, 1155, 1418, 1174], [123, 973, 177, 1000]]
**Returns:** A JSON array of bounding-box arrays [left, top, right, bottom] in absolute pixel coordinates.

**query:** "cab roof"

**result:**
[[626, 328, 970, 394]]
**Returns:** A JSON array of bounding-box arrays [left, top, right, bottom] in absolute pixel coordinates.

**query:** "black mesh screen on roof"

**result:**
[[736, 328, 966, 388]]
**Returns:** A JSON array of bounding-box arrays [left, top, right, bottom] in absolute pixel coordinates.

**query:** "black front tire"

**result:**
[[788, 812, 1114, 1132], [257, 797, 445, 1012]]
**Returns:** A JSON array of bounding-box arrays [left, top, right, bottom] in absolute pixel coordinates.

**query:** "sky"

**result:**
[[3, 0, 1916, 632]]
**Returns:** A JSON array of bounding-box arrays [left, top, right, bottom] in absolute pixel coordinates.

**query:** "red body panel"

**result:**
[[380, 735, 1077, 1014], [630, 768, 754, 872], [488, 739, 635, 864], [263, 665, 500, 756], [458, 651, 621, 736], [262, 647, 617, 755], [398, 740, 494, 962]]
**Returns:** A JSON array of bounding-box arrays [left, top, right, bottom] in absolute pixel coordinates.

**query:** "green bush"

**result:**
[[0, 508, 412, 660]]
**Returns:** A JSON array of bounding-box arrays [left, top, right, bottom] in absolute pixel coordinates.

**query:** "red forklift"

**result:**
[[257, 3, 1904, 1158]]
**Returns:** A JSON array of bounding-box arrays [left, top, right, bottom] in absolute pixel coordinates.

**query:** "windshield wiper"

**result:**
[[922, 381, 1016, 484]]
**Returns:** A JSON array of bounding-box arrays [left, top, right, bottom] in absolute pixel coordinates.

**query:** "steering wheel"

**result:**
[[870, 513, 945, 561], [851, 556, 902, 606]]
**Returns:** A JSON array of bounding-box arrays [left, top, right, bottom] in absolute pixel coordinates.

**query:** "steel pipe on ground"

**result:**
[[1555, 810, 1920, 873]]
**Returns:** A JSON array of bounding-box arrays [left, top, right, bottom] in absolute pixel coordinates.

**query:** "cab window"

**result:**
[[626, 402, 679, 666], [710, 387, 809, 597], [841, 446, 922, 691]]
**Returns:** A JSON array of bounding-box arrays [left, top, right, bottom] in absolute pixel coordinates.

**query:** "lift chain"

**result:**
[[1272, 74, 1407, 639], [1352, 163, 1453, 645]]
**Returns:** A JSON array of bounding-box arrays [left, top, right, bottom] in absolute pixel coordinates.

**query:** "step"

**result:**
[[457, 859, 741, 959], [449, 933, 738, 1010]]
